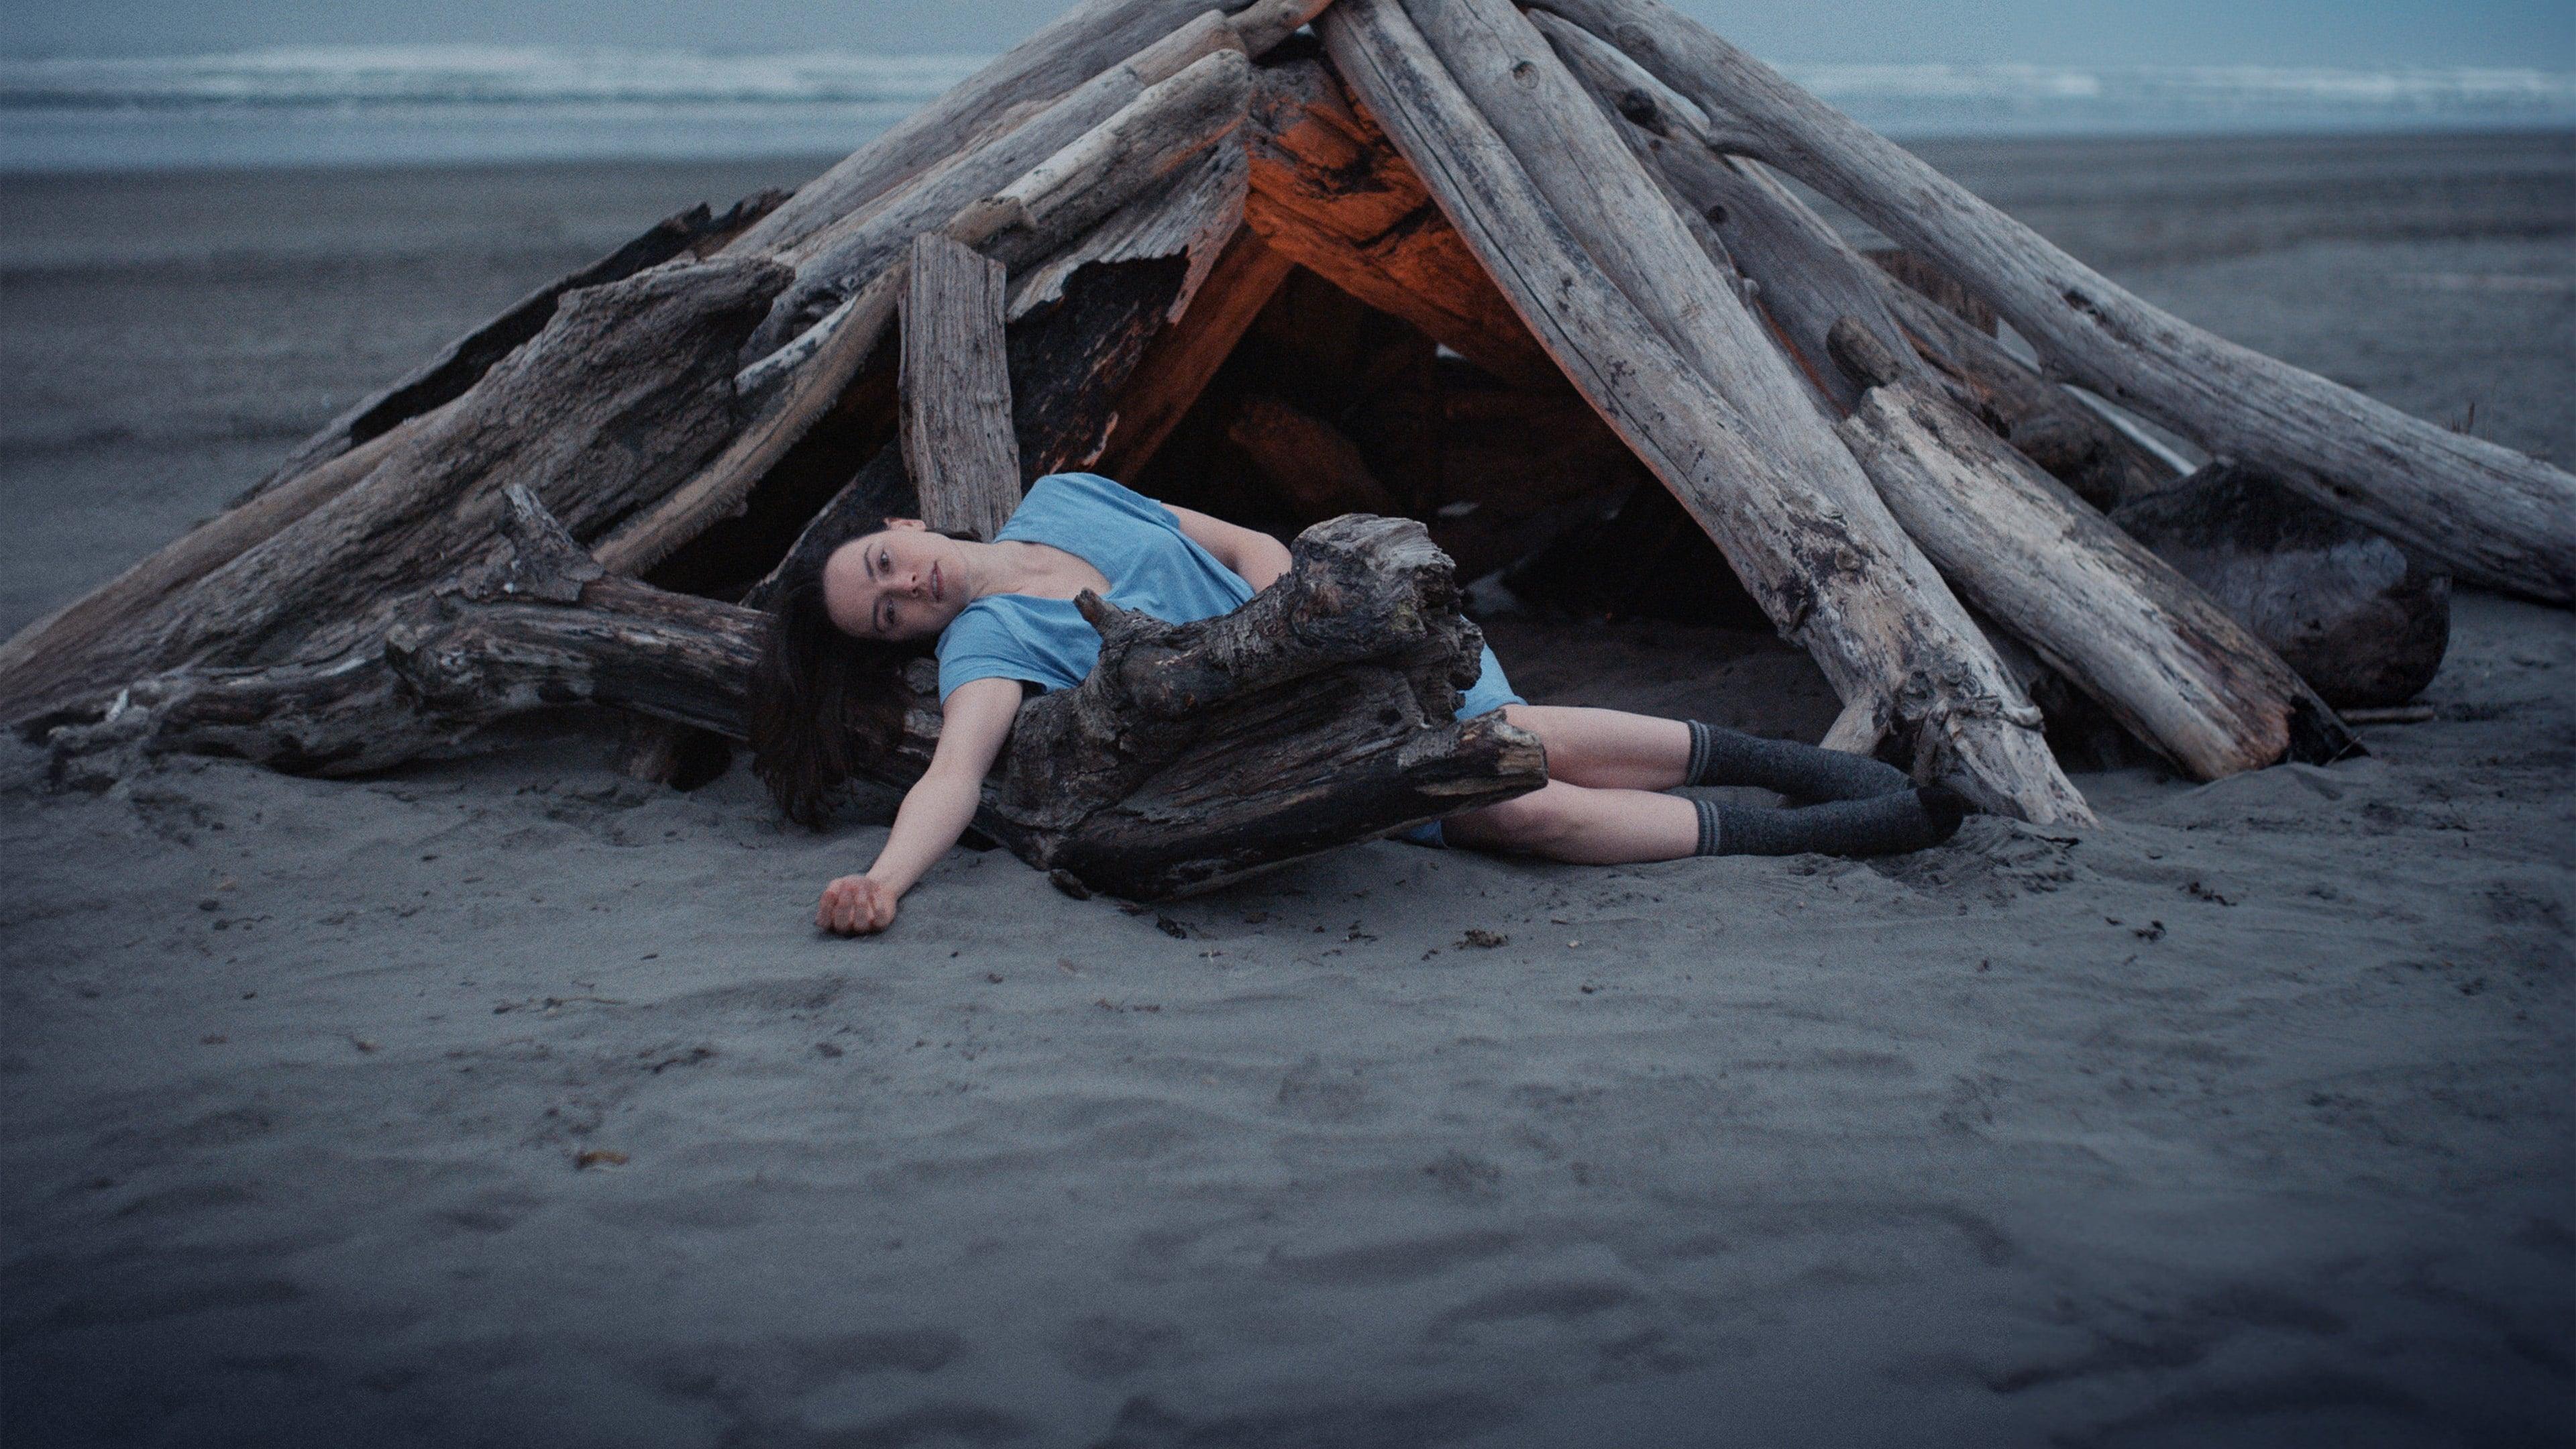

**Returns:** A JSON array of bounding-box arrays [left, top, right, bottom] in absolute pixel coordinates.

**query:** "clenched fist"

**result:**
[[817, 875, 898, 935]]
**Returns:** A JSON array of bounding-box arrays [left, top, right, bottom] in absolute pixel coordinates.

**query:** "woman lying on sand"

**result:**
[[751, 473, 1966, 935]]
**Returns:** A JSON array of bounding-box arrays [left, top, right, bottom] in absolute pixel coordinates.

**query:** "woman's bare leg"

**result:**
[[1442, 780, 1699, 863], [1499, 704, 1690, 790]]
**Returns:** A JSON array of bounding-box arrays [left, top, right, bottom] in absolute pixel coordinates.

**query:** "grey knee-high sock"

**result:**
[[1684, 719, 1913, 802], [1694, 786, 1969, 857]]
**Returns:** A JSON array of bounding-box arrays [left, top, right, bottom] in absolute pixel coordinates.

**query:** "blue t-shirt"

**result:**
[[934, 472, 1520, 718]]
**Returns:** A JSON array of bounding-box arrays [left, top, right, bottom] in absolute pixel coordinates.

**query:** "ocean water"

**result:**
[[4, 45, 2573, 172]]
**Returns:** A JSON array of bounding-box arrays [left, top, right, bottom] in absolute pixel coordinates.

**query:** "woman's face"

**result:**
[[821, 521, 967, 644]]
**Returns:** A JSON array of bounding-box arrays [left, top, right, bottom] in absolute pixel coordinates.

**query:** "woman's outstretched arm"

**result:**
[[816, 676, 1023, 935]]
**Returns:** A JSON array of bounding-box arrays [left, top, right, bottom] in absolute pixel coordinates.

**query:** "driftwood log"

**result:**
[[1868, 273, 2182, 511], [1323, 0, 2086, 822], [901, 235, 1025, 539], [979, 513, 1544, 893], [1827, 321, 2358, 778], [2113, 464, 2452, 709], [1533, 13, 2183, 513], [1532, 0, 2576, 602], [2, 256, 790, 735]]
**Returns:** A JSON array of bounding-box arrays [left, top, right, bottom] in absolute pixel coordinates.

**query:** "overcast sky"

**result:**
[[5, 0, 2571, 68]]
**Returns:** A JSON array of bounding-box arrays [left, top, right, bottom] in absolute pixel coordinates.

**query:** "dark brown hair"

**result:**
[[747, 522, 934, 828]]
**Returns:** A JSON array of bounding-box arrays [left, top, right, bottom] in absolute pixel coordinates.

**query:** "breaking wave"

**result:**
[[5, 46, 2571, 171]]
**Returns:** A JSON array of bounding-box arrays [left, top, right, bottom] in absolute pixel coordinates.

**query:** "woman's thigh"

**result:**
[[1497, 704, 1689, 791]]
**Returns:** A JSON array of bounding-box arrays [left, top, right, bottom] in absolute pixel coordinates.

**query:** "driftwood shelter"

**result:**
[[5, 0, 2571, 899]]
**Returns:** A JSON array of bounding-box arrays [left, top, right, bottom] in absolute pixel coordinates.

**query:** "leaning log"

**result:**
[[2, 257, 790, 732], [1531, 0, 2576, 602], [1326, 0, 2086, 821], [2112, 463, 2452, 709], [1828, 321, 2357, 780], [1533, 11, 2176, 511], [1532, 11, 1900, 414], [901, 235, 1026, 539]]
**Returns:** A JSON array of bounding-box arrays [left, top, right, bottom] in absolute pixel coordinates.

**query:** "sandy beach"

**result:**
[[3, 130, 2572, 1447]]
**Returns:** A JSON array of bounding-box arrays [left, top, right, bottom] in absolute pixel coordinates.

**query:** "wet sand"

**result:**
[[3, 131, 2572, 1446]]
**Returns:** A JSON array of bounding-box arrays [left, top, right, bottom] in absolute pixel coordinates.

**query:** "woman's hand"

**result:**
[[817, 874, 899, 935]]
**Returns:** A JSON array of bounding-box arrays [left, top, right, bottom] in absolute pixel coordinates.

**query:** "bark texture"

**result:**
[[902, 235, 1026, 539]]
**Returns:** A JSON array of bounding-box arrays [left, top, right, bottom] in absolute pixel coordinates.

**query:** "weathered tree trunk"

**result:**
[[1827, 321, 2359, 780], [1530, 0, 2576, 602], [42, 491, 1540, 901], [1323, 0, 2087, 822], [981, 513, 1544, 893], [2112, 463, 2452, 709], [3, 256, 790, 733], [1243, 56, 1560, 388], [1533, 12, 1896, 416], [902, 235, 1026, 539]]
